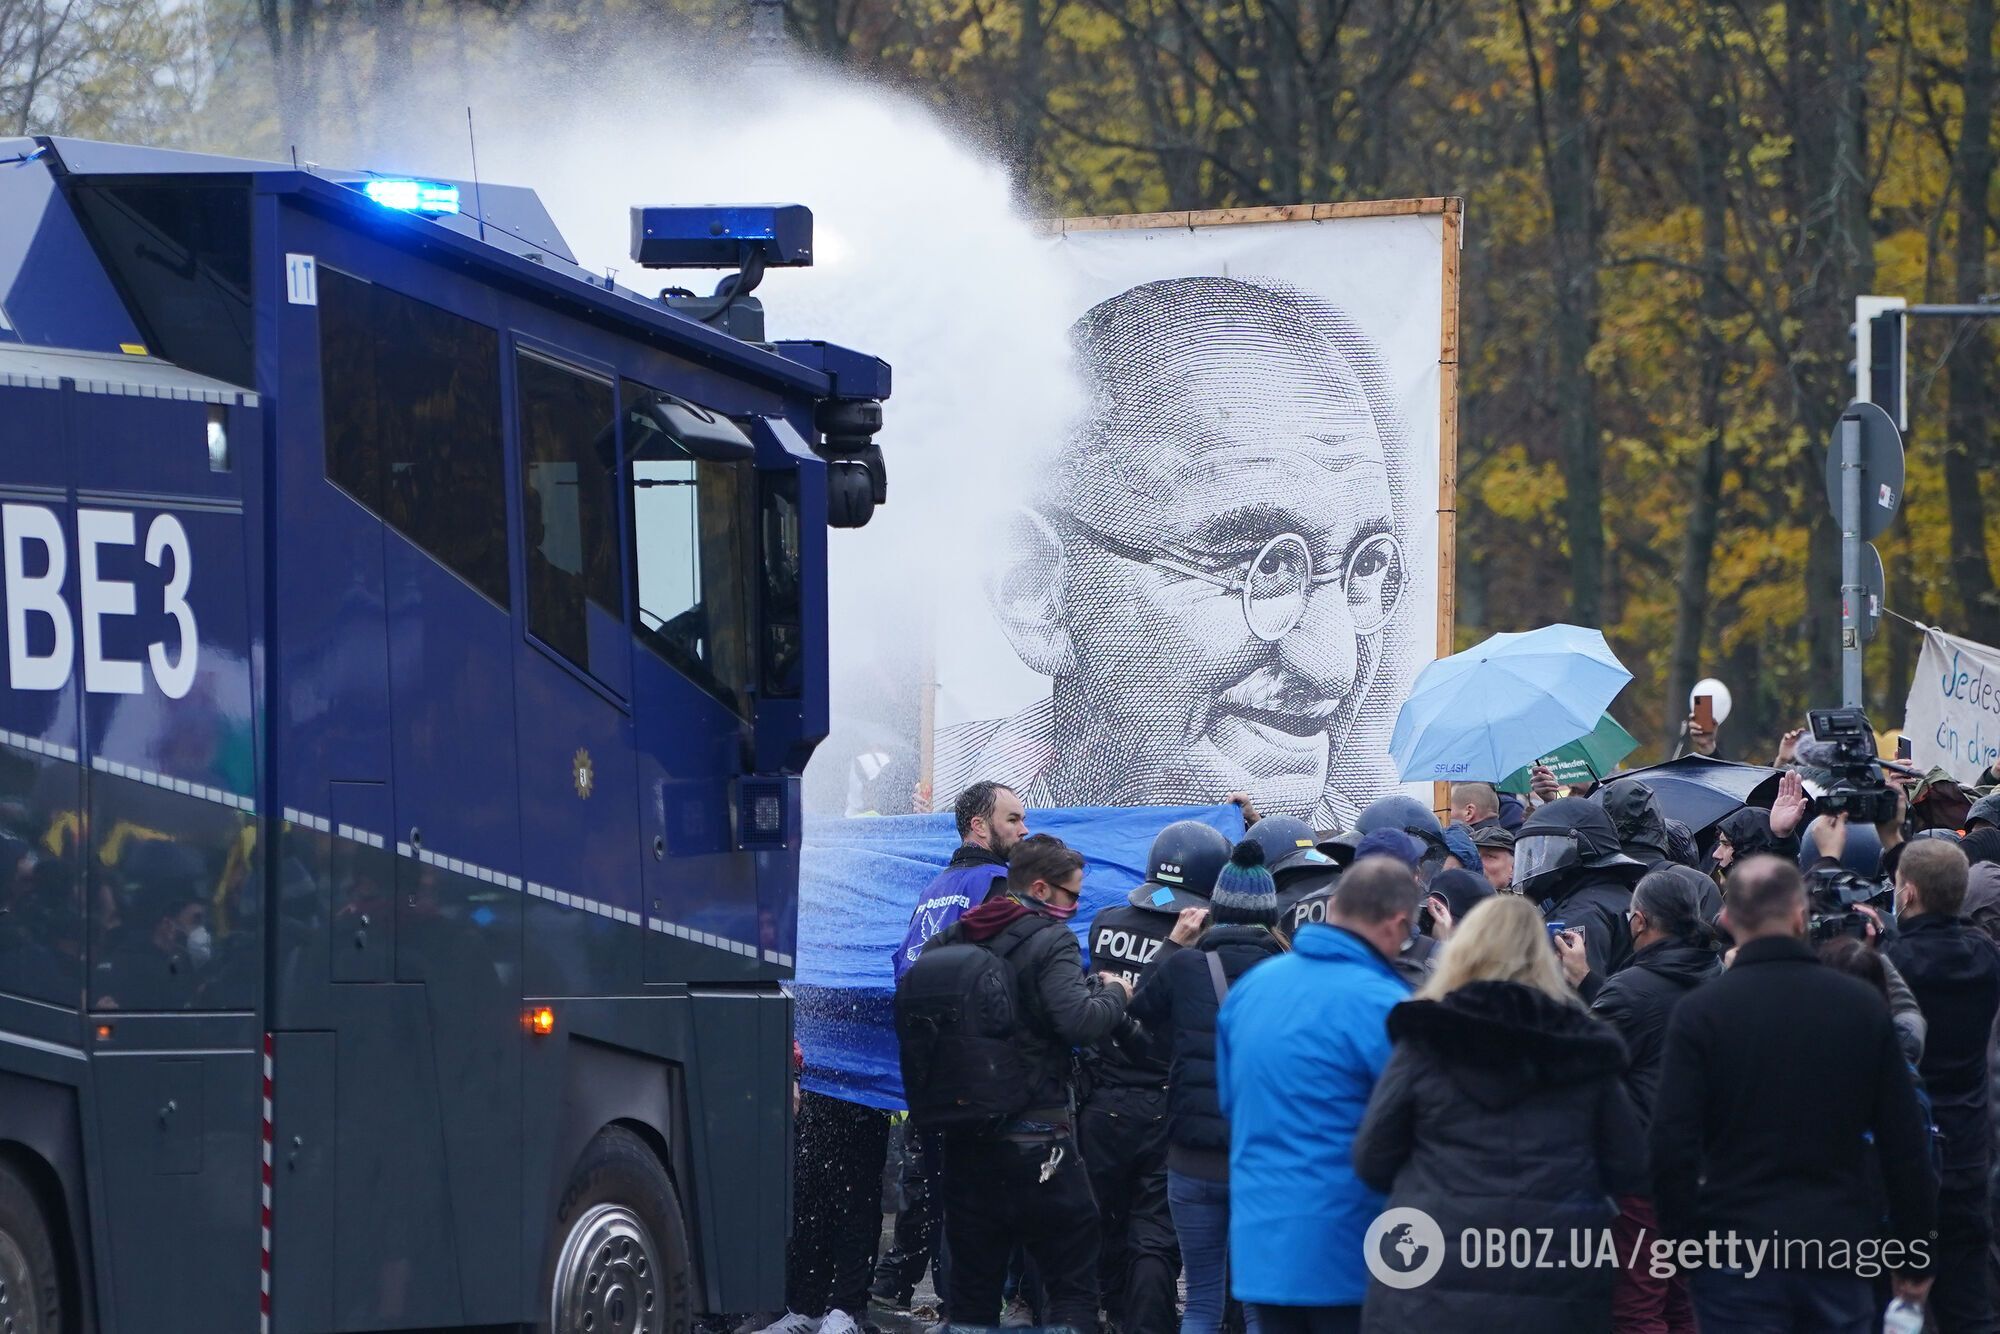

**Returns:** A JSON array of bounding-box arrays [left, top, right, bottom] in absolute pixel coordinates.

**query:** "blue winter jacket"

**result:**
[[1216, 922, 1409, 1306], [892, 845, 1009, 984]]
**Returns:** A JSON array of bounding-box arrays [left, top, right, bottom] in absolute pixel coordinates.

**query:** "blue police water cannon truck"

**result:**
[[0, 136, 889, 1334]]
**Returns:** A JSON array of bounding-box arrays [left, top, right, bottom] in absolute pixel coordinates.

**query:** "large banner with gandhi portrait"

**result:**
[[808, 201, 1460, 831]]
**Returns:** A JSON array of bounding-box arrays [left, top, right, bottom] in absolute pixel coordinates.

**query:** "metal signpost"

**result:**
[[1825, 400, 1902, 708], [1844, 295, 2000, 708]]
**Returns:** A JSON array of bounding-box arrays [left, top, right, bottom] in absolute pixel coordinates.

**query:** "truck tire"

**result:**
[[545, 1126, 692, 1334], [0, 1158, 61, 1334]]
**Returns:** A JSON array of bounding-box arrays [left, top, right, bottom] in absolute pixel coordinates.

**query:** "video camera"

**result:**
[[1804, 708, 1901, 826], [1816, 880, 1872, 944], [1806, 871, 1885, 945]]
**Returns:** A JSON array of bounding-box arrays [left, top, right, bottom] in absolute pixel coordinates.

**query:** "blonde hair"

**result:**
[[1416, 894, 1574, 1003]]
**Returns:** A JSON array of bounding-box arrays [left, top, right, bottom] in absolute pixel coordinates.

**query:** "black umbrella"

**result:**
[[1605, 755, 1784, 836]]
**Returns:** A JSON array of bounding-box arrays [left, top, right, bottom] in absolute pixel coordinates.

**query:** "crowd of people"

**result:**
[[752, 744, 2000, 1334]]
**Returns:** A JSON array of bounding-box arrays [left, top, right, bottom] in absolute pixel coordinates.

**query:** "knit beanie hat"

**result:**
[[1210, 840, 1279, 927]]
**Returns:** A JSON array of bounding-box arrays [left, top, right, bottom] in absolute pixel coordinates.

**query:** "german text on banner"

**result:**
[[1906, 627, 2000, 784]]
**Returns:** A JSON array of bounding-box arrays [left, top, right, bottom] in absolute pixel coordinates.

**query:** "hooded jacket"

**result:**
[[1353, 981, 1644, 1334], [1588, 938, 1719, 1125], [1886, 913, 2000, 1180], [926, 891, 1129, 1115], [1598, 780, 1671, 868], [1713, 806, 1800, 868], [1126, 924, 1287, 1178]]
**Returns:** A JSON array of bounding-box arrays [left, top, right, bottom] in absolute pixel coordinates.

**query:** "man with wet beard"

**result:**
[[932, 276, 1415, 829]]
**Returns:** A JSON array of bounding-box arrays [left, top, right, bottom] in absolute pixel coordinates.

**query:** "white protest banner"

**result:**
[[1905, 627, 2000, 784], [810, 202, 1463, 829]]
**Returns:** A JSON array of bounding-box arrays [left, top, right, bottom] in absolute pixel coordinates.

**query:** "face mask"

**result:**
[[1043, 897, 1079, 921], [184, 924, 213, 968]]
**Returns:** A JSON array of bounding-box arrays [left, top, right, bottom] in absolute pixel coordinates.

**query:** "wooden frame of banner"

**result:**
[[918, 200, 1463, 815]]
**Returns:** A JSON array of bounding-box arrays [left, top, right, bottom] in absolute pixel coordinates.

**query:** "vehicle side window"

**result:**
[[518, 353, 621, 676], [70, 181, 253, 388], [319, 267, 509, 606], [622, 380, 756, 718]]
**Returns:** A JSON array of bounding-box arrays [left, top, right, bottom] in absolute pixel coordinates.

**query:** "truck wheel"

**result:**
[[0, 1159, 61, 1334], [546, 1127, 692, 1334]]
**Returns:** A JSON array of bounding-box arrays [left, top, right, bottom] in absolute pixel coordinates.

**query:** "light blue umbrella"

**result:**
[[1390, 624, 1632, 783]]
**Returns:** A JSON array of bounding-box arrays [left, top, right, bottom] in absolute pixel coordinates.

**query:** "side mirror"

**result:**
[[631, 394, 755, 463]]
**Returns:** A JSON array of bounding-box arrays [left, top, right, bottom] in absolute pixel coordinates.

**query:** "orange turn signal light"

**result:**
[[529, 1006, 556, 1036]]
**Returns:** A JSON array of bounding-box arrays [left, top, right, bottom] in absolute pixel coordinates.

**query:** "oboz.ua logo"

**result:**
[[1364, 1207, 1445, 1290]]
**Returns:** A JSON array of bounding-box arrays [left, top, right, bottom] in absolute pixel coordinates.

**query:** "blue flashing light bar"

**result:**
[[630, 205, 813, 268], [361, 179, 461, 214]]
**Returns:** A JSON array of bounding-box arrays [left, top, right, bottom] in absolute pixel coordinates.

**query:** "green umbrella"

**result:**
[[1496, 713, 1639, 794]]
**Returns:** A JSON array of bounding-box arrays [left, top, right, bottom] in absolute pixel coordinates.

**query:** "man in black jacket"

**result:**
[[1516, 797, 1644, 978], [1650, 856, 1937, 1331], [1574, 866, 1721, 1119], [927, 833, 1133, 1330], [875, 781, 1026, 1314], [1885, 838, 2000, 1333], [1562, 865, 1718, 1332]]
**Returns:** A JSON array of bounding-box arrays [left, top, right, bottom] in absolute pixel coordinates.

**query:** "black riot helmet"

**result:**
[[1354, 794, 1450, 880], [1128, 820, 1232, 912], [1244, 815, 1335, 879], [1513, 796, 1643, 899], [1356, 794, 1443, 841]]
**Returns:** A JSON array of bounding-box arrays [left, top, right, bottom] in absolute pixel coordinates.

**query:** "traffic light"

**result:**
[[1854, 295, 1907, 430]]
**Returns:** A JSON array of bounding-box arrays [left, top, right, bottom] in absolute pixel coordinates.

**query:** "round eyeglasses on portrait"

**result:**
[[1149, 531, 1406, 641], [1057, 517, 1407, 642]]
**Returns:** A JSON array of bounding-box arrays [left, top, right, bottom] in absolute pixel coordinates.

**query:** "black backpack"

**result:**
[[895, 917, 1052, 1133]]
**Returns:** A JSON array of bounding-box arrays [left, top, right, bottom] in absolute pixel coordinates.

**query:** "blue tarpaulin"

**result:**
[[795, 804, 1244, 1111]]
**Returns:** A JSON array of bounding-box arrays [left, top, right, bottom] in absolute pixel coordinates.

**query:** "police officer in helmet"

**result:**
[[1349, 793, 1453, 881], [1514, 796, 1646, 977], [1248, 814, 1346, 936], [1082, 819, 1229, 1334], [1289, 795, 1451, 935]]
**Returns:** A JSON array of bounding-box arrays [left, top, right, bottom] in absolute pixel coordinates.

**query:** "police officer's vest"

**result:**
[[1089, 902, 1179, 989], [1083, 901, 1180, 1091]]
